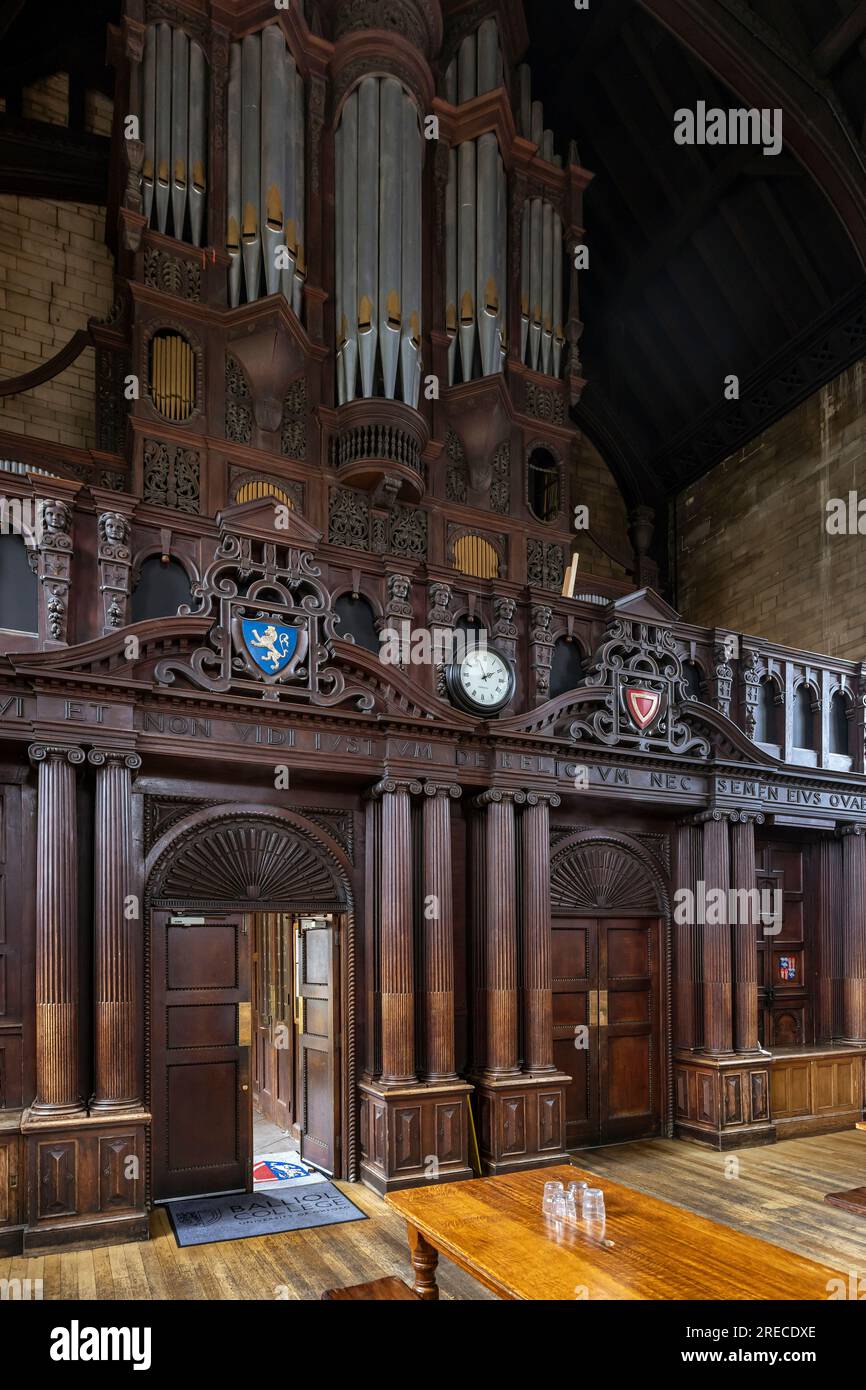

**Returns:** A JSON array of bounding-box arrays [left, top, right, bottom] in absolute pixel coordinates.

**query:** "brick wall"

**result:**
[[676, 359, 866, 660], [574, 431, 630, 581], [0, 74, 115, 453]]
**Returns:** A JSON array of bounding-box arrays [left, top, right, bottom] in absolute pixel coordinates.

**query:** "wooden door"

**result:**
[[252, 912, 294, 1133], [598, 918, 660, 1142], [297, 916, 340, 1176], [552, 916, 599, 1147], [554, 915, 661, 1148], [151, 911, 251, 1200]]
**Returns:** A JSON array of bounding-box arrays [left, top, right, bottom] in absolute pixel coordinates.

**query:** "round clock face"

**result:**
[[452, 648, 514, 713]]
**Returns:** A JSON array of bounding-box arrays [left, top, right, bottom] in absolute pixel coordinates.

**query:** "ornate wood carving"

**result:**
[[29, 744, 86, 1115], [89, 750, 143, 1110], [142, 438, 201, 513], [35, 498, 74, 645], [520, 792, 560, 1074], [97, 512, 133, 635], [550, 835, 661, 915], [150, 817, 347, 907], [420, 784, 461, 1081]]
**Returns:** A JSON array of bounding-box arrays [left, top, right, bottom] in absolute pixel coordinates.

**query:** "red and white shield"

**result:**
[[625, 687, 661, 731]]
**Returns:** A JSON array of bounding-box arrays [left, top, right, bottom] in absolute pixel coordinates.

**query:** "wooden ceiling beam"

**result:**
[[0, 0, 26, 43], [813, 1, 866, 78], [638, 0, 866, 267], [0, 116, 109, 202]]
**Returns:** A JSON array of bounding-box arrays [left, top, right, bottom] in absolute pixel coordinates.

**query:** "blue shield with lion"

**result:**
[[240, 619, 300, 677]]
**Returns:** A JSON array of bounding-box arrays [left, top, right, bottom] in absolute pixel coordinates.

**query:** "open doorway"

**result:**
[[251, 912, 341, 1193]]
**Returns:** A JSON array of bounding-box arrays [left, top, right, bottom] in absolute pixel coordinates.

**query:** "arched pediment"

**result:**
[[551, 829, 669, 915], [147, 806, 352, 908]]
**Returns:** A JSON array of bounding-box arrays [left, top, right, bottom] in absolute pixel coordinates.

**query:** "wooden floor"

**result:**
[[5, 1131, 864, 1299], [577, 1129, 866, 1275]]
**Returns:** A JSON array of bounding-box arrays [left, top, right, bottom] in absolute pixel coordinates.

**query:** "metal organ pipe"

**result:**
[[261, 24, 287, 297], [516, 69, 567, 379], [443, 18, 507, 383], [357, 77, 379, 399], [170, 28, 189, 242], [226, 28, 306, 311], [154, 23, 172, 234], [335, 77, 423, 407], [241, 34, 261, 302], [226, 44, 242, 307], [140, 22, 207, 246], [188, 40, 207, 247]]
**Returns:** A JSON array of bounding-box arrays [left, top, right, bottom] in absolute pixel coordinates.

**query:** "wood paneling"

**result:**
[[151, 911, 251, 1201]]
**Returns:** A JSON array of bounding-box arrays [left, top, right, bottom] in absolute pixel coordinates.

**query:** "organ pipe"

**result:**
[[226, 44, 242, 306], [141, 22, 206, 245], [514, 61, 568, 378], [188, 41, 207, 246], [241, 34, 261, 302], [225, 27, 306, 311], [335, 76, 423, 406], [357, 77, 379, 399], [170, 28, 189, 242], [154, 24, 171, 234], [443, 17, 508, 383]]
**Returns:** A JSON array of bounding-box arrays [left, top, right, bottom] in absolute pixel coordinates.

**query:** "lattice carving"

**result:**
[[281, 377, 307, 459], [490, 441, 511, 515], [143, 439, 200, 513], [329, 485, 370, 551]]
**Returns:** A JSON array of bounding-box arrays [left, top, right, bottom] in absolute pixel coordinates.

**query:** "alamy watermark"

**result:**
[[674, 101, 783, 157], [674, 881, 782, 932], [379, 621, 487, 667], [0, 496, 49, 545]]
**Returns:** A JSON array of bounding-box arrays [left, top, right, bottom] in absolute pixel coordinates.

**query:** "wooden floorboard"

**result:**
[[17, 1131, 866, 1300], [575, 1129, 866, 1276]]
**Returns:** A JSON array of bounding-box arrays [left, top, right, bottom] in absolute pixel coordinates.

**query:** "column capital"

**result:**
[[421, 781, 462, 800], [29, 743, 85, 767], [837, 822, 866, 839], [471, 788, 527, 810], [520, 790, 561, 809], [88, 748, 142, 771], [369, 777, 423, 800], [692, 806, 763, 826]]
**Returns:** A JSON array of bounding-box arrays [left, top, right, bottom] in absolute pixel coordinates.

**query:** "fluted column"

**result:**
[[700, 810, 733, 1055], [673, 822, 702, 1050], [375, 779, 420, 1085], [420, 784, 461, 1082], [520, 792, 560, 1075], [839, 824, 866, 1043], [89, 749, 143, 1111], [29, 743, 86, 1115], [473, 790, 523, 1077], [731, 812, 763, 1054], [816, 836, 843, 1041]]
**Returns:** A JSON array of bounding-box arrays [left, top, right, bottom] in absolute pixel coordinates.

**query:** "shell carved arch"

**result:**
[[146, 804, 352, 908], [550, 830, 669, 916]]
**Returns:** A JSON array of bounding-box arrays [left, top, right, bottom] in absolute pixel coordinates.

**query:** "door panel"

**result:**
[[151, 911, 251, 1201], [252, 912, 294, 1133], [555, 915, 661, 1147], [552, 917, 598, 1147], [298, 916, 340, 1176]]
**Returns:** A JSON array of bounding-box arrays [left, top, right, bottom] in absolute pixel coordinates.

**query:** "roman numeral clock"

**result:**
[[444, 646, 516, 715]]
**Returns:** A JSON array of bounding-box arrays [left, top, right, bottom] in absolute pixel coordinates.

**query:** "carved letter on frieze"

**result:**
[[98, 512, 133, 635]]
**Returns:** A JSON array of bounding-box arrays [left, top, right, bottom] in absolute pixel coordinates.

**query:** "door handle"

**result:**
[[599, 989, 609, 1027], [589, 989, 598, 1027], [238, 1001, 251, 1047], [588, 990, 608, 1027]]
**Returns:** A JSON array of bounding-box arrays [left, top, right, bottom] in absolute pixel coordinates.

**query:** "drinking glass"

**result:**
[[582, 1187, 605, 1221], [542, 1180, 564, 1215]]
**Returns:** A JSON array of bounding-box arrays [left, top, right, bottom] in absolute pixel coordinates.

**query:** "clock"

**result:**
[[445, 647, 515, 715]]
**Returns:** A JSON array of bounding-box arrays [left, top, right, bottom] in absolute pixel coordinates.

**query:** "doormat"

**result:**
[[824, 1187, 866, 1215], [253, 1155, 324, 1187], [167, 1183, 367, 1247]]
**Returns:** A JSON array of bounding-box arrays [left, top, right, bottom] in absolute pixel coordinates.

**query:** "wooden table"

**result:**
[[386, 1164, 841, 1301]]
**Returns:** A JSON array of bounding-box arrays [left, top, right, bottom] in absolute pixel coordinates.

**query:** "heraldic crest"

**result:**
[[569, 596, 710, 757], [154, 530, 373, 708]]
